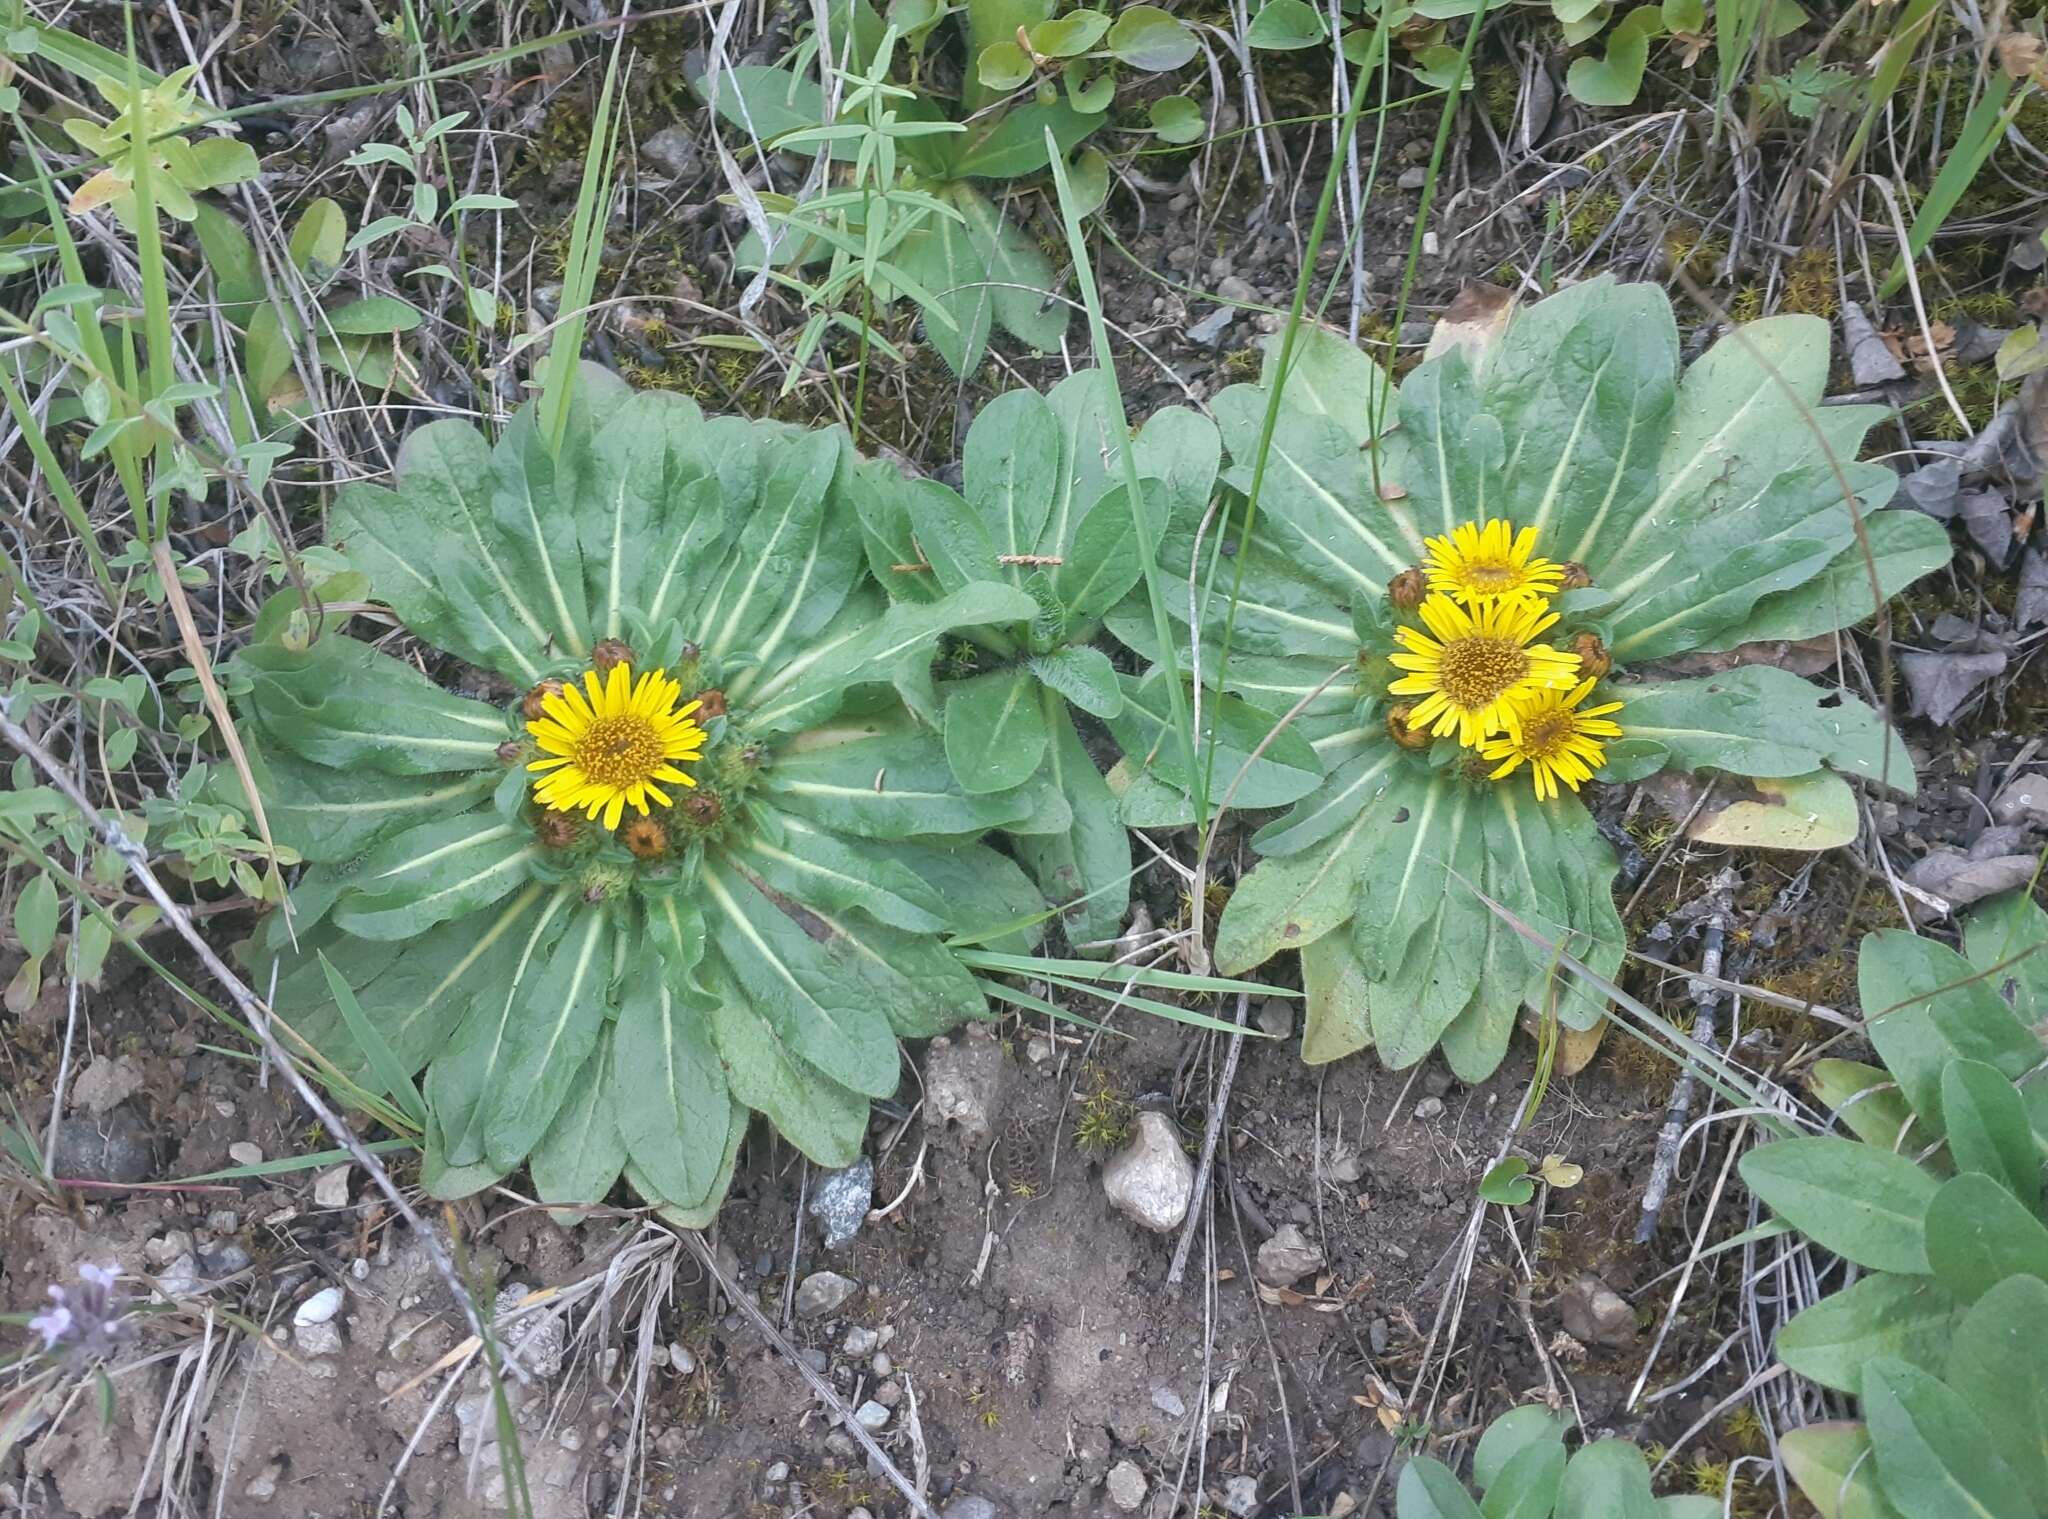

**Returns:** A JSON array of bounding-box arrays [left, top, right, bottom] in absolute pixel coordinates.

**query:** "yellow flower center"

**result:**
[[574, 715, 665, 789], [1434, 637, 1531, 709], [1518, 708, 1578, 759]]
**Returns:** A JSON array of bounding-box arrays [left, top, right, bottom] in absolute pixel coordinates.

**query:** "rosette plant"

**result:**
[[234, 371, 1054, 1221], [1111, 278, 1951, 1079], [850, 373, 1221, 950]]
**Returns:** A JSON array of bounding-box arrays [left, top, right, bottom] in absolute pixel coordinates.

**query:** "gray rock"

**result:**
[[1254, 1223, 1325, 1288], [1398, 165, 1428, 190], [1255, 998, 1294, 1040], [1151, 1386, 1187, 1418], [1558, 1274, 1636, 1348], [156, 1252, 203, 1300], [763, 1461, 790, 1483], [641, 126, 701, 180], [1413, 1096, 1444, 1121], [853, 1399, 890, 1432], [49, 1106, 154, 1185], [824, 1430, 857, 1459], [1993, 771, 2048, 828], [312, 1165, 351, 1210], [228, 1142, 264, 1167], [844, 1325, 882, 1356], [795, 1270, 859, 1319], [496, 1287, 565, 1380], [1108, 1460, 1148, 1511], [1186, 306, 1234, 346], [1217, 275, 1256, 304], [1223, 1474, 1261, 1516], [1102, 1112, 1195, 1233], [145, 1230, 194, 1267], [871, 1352, 893, 1377], [295, 1320, 344, 1356], [243, 1459, 283, 1502], [942, 1499, 999, 1519], [809, 1158, 874, 1249], [798, 1347, 829, 1373], [70, 1055, 145, 1117], [202, 1243, 251, 1275], [926, 1029, 1006, 1146]]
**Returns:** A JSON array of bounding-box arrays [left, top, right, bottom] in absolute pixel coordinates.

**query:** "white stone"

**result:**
[[1224, 1474, 1261, 1516], [312, 1165, 351, 1209], [227, 1142, 264, 1167], [293, 1286, 343, 1326], [294, 1320, 343, 1356], [1255, 1224, 1326, 1288], [852, 1400, 890, 1432], [794, 1271, 859, 1319], [1102, 1112, 1195, 1233], [1107, 1459, 1148, 1511]]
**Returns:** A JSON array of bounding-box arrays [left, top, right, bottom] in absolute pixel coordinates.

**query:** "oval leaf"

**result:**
[[1740, 1136, 1937, 1274]]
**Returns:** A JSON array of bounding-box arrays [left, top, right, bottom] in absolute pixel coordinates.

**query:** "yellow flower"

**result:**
[[1421, 518, 1565, 607], [1479, 678, 1624, 800], [1388, 593, 1580, 748], [528, 665, 705, 829]]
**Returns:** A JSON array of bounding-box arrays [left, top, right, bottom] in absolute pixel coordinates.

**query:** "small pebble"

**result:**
[[797, 1348, 829, 1374], [871, 1352, 893, 1378], [795, 1270, 859, 1319], [293, 1286, 344, 1327], [1151, 1387, 1187, 1418], [228, 1142, 264, 1167], [671, 1342, 697, 1375], [844, 1325, 881, 1357], [853, 1399, 890, 1432], [1412, 1096, 1444, 1121], [312, 1165, 351, 1209], [763, 1460, 789, 1484]]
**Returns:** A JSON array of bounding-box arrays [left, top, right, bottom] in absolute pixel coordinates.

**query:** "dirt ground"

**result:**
[[7, 0, 2048, 1513]]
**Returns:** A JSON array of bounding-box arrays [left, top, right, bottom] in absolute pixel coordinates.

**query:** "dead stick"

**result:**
[[1167, 989, 1250, 1286], [1636, 915, 1727, 1243], [0, 708, 514, 1383]]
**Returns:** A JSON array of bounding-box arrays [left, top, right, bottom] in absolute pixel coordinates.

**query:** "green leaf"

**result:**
[[1862, 930, 2043, 1134], [1062, 61, 1113, 115], [1738, 1136, 1937, 1274], [1947, 1276, 2048, 1507], [191, 201, 262, 315], [611, 975, 729, 1207], [1701, 510, 1951, 648], [289, 197, 347, 274], [1108, 670, 1322, 812], [766, 722, 1038, 839], [1923, 1172, 2048, 1304], [1482, 1438, 1565, 1519], [13, 872, 57, 960], [324, 295, 424, 335], [966, 386, 1062, 567], [1685, 769, 1861, 852], [1397, 1458, 1485, 1519], [238, 635, 511, 775], [1565, 6, 1662, 106], [329, 814, 538, 941], [1299, 927, 1373, 1062], [701, 859, 902, 1099], [319, 951, 428, 1129], [733, 816, 951, 934], [1013, 697, 1129, 952], [1215, 815, 1369, 973], [478, 904, 615, 1170], [697, 65, 854, 157], [1942, 1059, 2039, 1208], [1778, 1274, 1961, 1393], [1029, 646, 1121, 718], [1554, 1439, 1660, 1519], [1962, 889, 2048, 1016], [945, 667, 1052, 794], [1149, 95, 1204, 143], [949, 99, 1098, 179], [1245, 0, 1326, 47], [1811, 1059, 1915, 1151], [906, 481, 1001, 595], [1478, 1158, 1535, 1206], [1105, 3, 1198, 69], [976, 40, 1035, 91], [218, 740, 496, 864], [1616, 665, 1908, 788], [1781, 1422, 1907, 1519], [702, 967, 867, 1167], [1051, 480, 1169, 622], [1031, 10, 1111, 54], [1863, 1355, 2035, 1519], [1473, 1407, 1573, 1491], [529, 1030, 626, 1215]]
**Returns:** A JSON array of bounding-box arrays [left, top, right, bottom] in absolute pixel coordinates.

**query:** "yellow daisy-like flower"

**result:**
[[1422, 518, 1566, 607], [1479, 678, 1625, 800], [1389, 593, 1580, 748], [528, 665, 705, 829]]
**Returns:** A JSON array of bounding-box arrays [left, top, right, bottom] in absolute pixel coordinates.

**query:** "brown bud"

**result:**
[[739, 744, 765, 769], [496, 740, 524, 765], [1571, 632, 1612, 681], [1388, 567, 1427, 611], [1460, 754, 1495, 784], [621, 816, 669, 859], [536, 812, 582, 850], [591, 638, 635, 673], [522, 677, 566, 721], [1559, 561, 1593, 591], [1997, 32, 2046, 82], [683, 791, 723, 826], [694, 687, 728, 719], [1386, 704, 1433, 750]]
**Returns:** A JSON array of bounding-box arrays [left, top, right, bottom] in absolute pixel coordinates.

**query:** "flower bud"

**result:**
[[684, 791, 723, 826], [496, 740, 523, 765], [521, 678, 565, 721], [1388, 567, 1427, 611], [1559, 561, 1593, 591], [536, 812, 582, 850], [591, 638, 635, 673], [622, 817, 669, 859], [1571, 632, 1612, 680], [1386, 705, 1432, 750], [694, 687, 728, 719]]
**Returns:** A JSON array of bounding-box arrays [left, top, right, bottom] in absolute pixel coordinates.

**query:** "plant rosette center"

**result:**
[[1367, 516, 1627, 800], [512, 639, 762, 894]]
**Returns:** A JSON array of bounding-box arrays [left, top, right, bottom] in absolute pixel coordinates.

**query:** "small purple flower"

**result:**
[[24, 1262, 130, 1363]]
